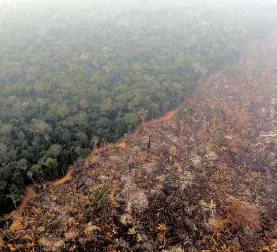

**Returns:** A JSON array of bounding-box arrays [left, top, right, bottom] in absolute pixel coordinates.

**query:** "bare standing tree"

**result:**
[[148, 134, 152, 149], [138, 108, 148, 125]]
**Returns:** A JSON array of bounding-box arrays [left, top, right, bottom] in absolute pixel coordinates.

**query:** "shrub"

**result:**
[[228, 200, 261, 230], [90, 185, 111, 216], [209, 217, 228, 235]]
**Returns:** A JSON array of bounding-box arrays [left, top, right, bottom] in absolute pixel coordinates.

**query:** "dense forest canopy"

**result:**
[[1, 0, 277, 213]]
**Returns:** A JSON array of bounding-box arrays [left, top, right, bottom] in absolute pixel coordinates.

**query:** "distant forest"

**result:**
[[1, 0, 277, 213]]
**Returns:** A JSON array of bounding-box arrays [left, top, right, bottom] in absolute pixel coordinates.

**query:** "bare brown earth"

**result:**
[[7, 168, 75, 232], [2, 32, 277, 251]]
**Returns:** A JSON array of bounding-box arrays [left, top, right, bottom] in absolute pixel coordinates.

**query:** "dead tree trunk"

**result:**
[[148, 135, 152, 149]]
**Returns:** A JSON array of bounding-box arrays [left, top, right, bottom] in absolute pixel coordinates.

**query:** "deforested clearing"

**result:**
[[2, 30, 277, 251]]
